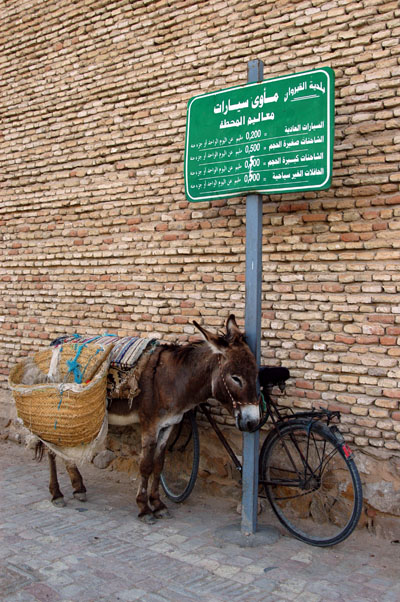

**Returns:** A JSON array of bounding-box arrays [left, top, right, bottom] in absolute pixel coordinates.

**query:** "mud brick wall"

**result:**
[[1, 0, 400, 504]]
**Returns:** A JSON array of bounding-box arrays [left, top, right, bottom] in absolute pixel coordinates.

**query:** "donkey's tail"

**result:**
[[25, 433, 45, 461], [34, 440, 45, 462], [26, 434, 45, 462]]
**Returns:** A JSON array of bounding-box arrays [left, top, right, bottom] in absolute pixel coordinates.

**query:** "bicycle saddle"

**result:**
[[259, 366, 290, 388]]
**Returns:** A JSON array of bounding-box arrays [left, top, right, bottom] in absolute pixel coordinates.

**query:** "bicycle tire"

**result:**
[[160, 410, 200, 503], [259, 419, 363, 547]]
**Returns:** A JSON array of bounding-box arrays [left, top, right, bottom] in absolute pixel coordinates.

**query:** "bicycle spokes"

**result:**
[[160, 411, 200, 503], [260, 421, 362, 546]]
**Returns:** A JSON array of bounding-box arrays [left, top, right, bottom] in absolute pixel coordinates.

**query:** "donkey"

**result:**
[[38, 315, 259, 521]]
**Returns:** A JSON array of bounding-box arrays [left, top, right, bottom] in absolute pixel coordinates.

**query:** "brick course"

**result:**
[[1, 1, 399, 462]]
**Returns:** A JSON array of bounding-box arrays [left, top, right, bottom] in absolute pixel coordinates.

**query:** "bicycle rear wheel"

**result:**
[[259, 419, 362, 547], [160, 410, 199, 503]]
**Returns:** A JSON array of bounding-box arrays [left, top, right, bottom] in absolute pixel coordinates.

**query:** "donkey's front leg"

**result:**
[[65, 461, 87, 502], [149, 426, 173, 518], [136, 432, 157, 521]]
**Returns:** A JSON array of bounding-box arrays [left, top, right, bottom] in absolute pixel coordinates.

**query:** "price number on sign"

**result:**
[[245, 130, 262, 140], [245, 143, 260, 153], [244, 173, 261, 183]]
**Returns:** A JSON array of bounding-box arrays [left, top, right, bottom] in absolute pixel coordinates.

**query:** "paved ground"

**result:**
[[1, 438, 399, 602]]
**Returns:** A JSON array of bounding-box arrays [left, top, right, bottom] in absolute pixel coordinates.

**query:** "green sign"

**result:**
[[184, 67, 335, 202]]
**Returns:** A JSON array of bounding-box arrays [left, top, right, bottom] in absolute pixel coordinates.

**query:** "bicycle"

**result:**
[[160, 365, 363, 547]]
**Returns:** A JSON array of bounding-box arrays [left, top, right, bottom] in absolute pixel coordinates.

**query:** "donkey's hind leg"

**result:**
[[48, 451, 65, 507], [65, 461, 87, 502], [149, 426, 173, 518], [136, 432, 157, 522]]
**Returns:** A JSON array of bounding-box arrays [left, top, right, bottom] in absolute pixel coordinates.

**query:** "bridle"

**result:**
[[217, 354, 259, 410], [218, 354, 239, 410]]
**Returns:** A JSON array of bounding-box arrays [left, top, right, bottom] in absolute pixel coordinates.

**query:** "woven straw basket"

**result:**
[[9, 343, 113, 447]]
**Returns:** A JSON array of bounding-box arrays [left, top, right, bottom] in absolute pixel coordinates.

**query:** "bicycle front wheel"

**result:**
[[160, 410, 199, 503], [260, 419, 362, 547]]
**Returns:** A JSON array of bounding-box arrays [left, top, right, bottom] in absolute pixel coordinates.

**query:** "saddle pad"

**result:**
[[51, 335, 158, 370]]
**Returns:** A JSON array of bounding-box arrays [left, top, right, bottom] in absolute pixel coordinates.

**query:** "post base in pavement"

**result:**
[[214, 522, 280, 548]]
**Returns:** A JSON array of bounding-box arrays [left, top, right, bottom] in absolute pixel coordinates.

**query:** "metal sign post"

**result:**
[[183, 61, 335, 537], [241, 59, 264, 536]]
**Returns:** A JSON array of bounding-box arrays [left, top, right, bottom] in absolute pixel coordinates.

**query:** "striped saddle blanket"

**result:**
[[51, 335, 159, 405], [51, 334, 158, 370]]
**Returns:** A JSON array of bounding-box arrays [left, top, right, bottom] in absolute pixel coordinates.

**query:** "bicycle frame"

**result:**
[[199, 382, 341, 481], [199, 404, 242, 472], [191, 370, 363, 547]]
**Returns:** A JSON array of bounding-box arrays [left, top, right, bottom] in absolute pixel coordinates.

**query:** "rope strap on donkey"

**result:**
[[65, 336, 102, 384]]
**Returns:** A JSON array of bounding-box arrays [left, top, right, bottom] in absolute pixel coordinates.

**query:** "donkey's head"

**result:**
[[193, 315, 259, 432]]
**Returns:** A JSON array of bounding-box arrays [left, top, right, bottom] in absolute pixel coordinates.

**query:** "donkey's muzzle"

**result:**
[[235, 404, 260, 432]]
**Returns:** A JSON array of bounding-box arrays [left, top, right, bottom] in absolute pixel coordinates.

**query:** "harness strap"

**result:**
[[217, 354, 260, 408], [218, 354, 238, 409]]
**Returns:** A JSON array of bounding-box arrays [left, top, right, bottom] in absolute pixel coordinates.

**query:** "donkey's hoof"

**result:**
[[74, 492, 87, 502], [154, 508, 172, 519], [139, 513, 156, 525], [52, 497, 66, 507]]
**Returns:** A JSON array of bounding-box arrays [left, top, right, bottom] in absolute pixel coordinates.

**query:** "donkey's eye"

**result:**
[[231, 375, 243, 387]]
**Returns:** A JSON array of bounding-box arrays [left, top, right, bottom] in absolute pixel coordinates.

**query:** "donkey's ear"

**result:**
[[226, 314, 242, 340], [193, 320, 225, 355]]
